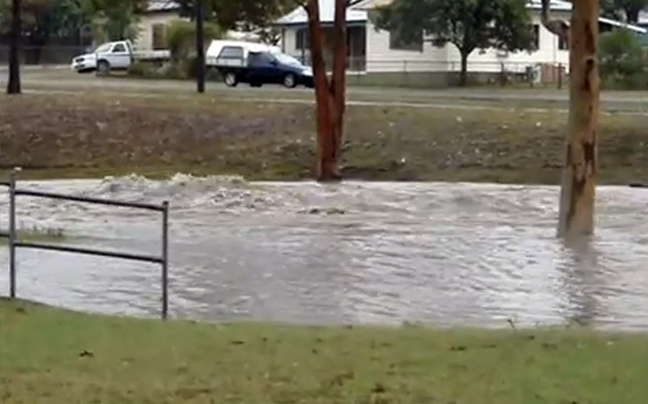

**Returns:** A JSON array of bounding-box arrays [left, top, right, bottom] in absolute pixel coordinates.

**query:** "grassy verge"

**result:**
[[1, 93, 648, 184], [0, 225, 66, 246], [1, 299, 647, 403]]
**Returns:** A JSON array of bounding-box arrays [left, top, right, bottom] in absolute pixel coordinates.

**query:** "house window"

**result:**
[[533, 24, 540, 50], [558, 35, 568, 50], [152, 23, 166, 50], [296, 28, 308, 50], [389, 27, 423, 52]]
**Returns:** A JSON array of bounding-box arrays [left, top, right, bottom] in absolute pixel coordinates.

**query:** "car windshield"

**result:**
[[274, 53, 304, 68], [94, 43, 113, 53]]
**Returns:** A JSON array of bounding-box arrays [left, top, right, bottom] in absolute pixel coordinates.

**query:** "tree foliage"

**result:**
[[175, 0, 299, 30], [0, 0, 87, 39], [0, 0, 147, 44], [599, 28, 648, 89], [601, 0, 648, 23], [166, 18, 222, 61], [83, 0, 147, 41], [372, 0, 536, 86]]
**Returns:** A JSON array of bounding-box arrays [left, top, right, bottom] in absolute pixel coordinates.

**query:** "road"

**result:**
[[4, 68, 648, 112]]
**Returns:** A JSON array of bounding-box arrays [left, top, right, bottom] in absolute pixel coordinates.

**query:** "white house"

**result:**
[[135, 1, 262, 50], [135, 0, 181, 50], [274, 0, 647, 86]]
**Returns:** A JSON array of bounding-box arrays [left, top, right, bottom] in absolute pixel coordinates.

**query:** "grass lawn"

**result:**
[[1, 92, 648, 184], [1, 299, 648, 403]]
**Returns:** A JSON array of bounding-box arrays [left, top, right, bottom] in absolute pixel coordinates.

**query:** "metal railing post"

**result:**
[[8, 170, 16, 298], [161, 200, 169, 320]]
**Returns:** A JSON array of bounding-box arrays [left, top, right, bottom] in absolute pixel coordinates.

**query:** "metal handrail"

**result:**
[[0, 170, 170, 319]]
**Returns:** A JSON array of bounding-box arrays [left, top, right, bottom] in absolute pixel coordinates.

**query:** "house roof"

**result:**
[[599, 16, 647, 34], [349, 0, 647, 33], [351, 0, 572, 11], [145, 0, 180, 13], [274, 0, 368, 25]]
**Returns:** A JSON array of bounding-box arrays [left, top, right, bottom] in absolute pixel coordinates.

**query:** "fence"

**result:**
[[290, 55, 567, 88], [0, 171, 170, 320]]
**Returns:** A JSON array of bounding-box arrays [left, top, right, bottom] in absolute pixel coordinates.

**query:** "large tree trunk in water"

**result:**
[[7, 0, 21, 95], [306, 0, 347, 182], [459, 52, 468, 87], [557, 0, 599, 239]]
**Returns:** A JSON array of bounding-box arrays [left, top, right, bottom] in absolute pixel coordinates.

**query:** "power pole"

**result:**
[[195, 0, 206, 94], [557, 0, 599, 239], [7, 0, 21, 95]]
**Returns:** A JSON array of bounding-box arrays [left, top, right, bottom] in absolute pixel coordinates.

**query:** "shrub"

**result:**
[[599, 29, 648, 90], [166, 19, 223, 62]]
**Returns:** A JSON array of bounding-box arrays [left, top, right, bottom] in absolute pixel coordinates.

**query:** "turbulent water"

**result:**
[[1, 174, 648, 330]]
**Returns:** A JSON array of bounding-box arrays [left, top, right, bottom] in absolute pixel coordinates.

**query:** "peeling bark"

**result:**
[[305, 0, 347, 182], [557, 0, 599, 238]]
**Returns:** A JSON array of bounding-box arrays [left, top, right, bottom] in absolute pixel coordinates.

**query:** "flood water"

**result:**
[[1, 175, 648, 330]]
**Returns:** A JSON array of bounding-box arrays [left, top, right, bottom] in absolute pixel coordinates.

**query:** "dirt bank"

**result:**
[[1, 93, 646, 184]]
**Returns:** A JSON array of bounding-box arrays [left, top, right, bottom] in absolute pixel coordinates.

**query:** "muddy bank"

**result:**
[[1, 94, 646, 184]]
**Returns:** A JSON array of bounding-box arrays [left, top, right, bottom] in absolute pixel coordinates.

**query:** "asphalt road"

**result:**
[[4, 68, 648, 112]]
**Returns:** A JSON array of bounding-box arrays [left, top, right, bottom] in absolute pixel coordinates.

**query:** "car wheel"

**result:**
[[224, 72, 238, 87], [283, 73, 297, 88], [96, 60, 110, 76]]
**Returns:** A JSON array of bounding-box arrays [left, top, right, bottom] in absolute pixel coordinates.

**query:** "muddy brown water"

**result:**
[[1, 175, 648, 330]]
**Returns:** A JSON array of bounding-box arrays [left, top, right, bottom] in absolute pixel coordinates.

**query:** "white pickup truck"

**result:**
[[70, 40, 170, 75]]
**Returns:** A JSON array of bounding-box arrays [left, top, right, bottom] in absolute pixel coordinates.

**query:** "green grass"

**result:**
[[1, 299, 648, 403], [0, 225, 66, 246]]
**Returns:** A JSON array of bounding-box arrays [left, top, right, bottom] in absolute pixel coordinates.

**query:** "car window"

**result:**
[[112, 43, 126, 53], [274, 53, 304, 68], [95, 43, 112, 53], [248, 52, 274, 67], [218, 46, 244, 59]]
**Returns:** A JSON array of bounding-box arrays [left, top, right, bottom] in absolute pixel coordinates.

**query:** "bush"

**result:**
[[166, 19, 223, 62], [599, 29, 648, 90]]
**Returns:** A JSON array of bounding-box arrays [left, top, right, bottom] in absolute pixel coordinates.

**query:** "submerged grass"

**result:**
[[0, 225, 67, 246], [1, 299, 648, 404]]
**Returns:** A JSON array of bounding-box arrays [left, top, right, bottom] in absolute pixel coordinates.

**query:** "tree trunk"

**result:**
[[7, 0, 21, 95], [305, 0, 347, 182], [459, 52, 468, 87], [557, 0, 599, 239]]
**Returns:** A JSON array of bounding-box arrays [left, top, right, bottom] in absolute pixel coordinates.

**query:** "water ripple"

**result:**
[[1, 175, 648, 330]]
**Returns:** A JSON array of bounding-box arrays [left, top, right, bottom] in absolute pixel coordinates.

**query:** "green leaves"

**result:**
[[601, 0, 648, 23], [175, 0, 301, 31], [374, 0, 535, 55]]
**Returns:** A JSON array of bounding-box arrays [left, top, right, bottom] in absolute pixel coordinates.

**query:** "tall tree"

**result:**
[[373, 0, 536, 87], [302, 0, 347, 181], [543, 0, 599, 238], [6, 0, 21, 95]]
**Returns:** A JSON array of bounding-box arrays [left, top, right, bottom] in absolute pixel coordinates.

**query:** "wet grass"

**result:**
[[0, 225, 67, 246], [1, 299, 647, 404], [2, 93, 648, 184]]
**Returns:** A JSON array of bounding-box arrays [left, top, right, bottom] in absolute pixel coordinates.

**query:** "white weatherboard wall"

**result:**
[[366, 12, 569, 74], [282, 28, 298, 55], [135, 13, 179, 50], [444, 11, 570, 73], [365, 19, 448, 73]]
